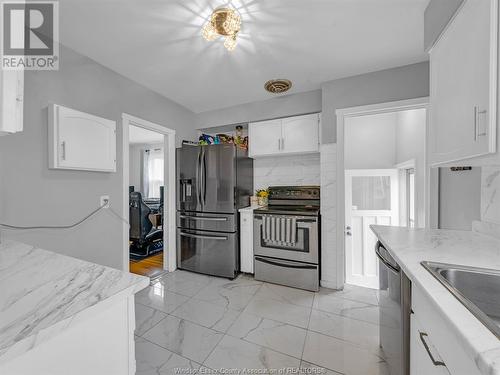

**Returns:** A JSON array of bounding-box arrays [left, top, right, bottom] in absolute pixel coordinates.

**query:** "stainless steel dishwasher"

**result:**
[[376, 241, 411, 375]]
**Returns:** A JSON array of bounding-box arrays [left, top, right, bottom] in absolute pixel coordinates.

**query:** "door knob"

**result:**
[[346, 226, 351, 230], [346, 231, 352, 236]]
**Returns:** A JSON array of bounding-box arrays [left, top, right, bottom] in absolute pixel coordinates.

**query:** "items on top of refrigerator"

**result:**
[[197, 125, 247, 149], [198, 129, 248, 150]]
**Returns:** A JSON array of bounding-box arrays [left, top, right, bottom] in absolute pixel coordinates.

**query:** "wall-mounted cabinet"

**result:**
[[48, 104, 117, 172], [248, 113, 320, 158], [0, 69, 24, 136], [429, 0, 498, 166]]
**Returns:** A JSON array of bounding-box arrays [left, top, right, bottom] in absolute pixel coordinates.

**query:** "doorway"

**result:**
[[122, 114, 176, 278], [337, 98, 429, 289], [345, 169, 399, 288]]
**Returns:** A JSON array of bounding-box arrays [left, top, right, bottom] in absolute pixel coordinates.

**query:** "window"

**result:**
[[406, 168, 415, 228], [351, 176, 392, 210], [143, 148, 164, 198]]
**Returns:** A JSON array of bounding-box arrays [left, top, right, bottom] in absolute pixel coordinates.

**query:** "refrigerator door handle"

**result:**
[[200, 147, 207, 207], [179, 215, 228, 222], [196, 148, 202, 206]]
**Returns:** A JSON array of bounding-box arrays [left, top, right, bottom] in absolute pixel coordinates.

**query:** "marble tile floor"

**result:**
[[135, 270, 388, 375]]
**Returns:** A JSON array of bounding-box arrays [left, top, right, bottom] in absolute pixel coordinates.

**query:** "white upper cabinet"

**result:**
[[48, 104, 117, 172], [0, 69, 24, 136], [248, 119, 282, 157], [248, 113, 320, 158], [281, 113, 320, 154], [429, 0, 498, 166]]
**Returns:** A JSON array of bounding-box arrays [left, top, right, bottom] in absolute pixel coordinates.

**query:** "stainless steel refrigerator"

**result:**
[[176, 143, 253, 278]]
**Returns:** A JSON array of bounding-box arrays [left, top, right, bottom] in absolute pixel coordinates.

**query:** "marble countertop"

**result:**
[[0, 240, 149, 364], [370, 225, 500, 375]]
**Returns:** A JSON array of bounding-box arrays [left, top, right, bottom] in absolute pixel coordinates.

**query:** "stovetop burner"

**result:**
[[254, 186, 320, 216]]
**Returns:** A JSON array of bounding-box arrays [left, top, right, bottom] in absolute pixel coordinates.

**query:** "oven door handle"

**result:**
[[255, 257, 317, 269], [375, 243, 400, 274]]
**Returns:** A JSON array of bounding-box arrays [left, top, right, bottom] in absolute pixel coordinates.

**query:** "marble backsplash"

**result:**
[[481, 165, 500, 224], [253, 154, 320, 191], [476, 165, 500, 239]]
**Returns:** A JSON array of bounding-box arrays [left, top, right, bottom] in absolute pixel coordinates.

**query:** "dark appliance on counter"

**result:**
[[376, 241, 411, 375], [176, 143, 253, 278], [253, 186, 320, 291]]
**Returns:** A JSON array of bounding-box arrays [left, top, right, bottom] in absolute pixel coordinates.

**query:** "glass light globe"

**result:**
[[202, 22, 218, 41], [224, 35, 238, 51]]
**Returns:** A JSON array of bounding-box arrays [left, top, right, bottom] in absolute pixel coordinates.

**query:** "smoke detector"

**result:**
[[264, 79, 292, 94]]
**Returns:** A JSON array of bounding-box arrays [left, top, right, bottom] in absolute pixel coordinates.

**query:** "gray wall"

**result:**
[[424, 0, 463, 51], [344, 112, 397, 169], [321, 62, 429, 144], [439, 167, 481, 230], [195, 90, 322, 129], [0, 44, 196, 269]]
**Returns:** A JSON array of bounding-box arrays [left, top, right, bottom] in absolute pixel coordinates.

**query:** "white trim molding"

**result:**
[[335, 97, 430, 290], [121, 113, 177, 273]]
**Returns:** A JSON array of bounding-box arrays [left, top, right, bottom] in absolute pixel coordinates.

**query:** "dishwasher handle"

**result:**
[[375, 241, 400, 274]]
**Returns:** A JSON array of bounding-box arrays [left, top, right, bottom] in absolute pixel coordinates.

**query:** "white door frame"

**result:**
[[335, 97, 431, 289], [121, 113, 177, 273]]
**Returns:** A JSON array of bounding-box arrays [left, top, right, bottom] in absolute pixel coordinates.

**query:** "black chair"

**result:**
[[129, 192, 163, 258], [159, 186, 164, 226]]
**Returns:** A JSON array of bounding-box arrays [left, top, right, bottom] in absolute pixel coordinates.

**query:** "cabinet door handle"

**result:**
[[419, 332, 446, 367], [474, 106, 488, 141], [281, 138, 285, 150], [61, 141, 66, 161], [278, 139, 281, 150]]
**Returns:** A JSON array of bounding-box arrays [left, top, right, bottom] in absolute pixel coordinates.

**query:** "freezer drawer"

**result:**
[[177, 211, 236, 233], [254, 256, 319, 291], [177, 228, 238, 278]]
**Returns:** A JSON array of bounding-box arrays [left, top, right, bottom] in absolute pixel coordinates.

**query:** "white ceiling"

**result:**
[[129, 125, 164, 145], [60, 0, 430, 113]]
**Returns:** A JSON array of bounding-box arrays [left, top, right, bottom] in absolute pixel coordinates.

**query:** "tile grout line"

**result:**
[[137, 272, 383, 374], [137, 332, 205, 369], [299, 300, 314, 363], [200, 275, 262, 366]]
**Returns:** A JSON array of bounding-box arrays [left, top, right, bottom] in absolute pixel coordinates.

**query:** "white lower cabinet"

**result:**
[[411, 285, 482, 375], [411, 314, 450, 375], [239, 208, 256, 273]]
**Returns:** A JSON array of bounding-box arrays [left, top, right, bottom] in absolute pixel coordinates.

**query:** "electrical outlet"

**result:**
[[100, 195, 110, 208]]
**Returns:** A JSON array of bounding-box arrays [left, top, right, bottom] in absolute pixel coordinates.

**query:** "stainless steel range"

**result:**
[[253, 186, 320, 291]]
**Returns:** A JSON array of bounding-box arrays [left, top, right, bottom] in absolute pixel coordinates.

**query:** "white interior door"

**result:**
[[345, 169, 399, 289]]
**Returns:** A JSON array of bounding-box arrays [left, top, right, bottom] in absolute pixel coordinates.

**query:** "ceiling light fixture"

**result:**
[[264, 79, 293, 94], [202, 7, 241, 51]]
